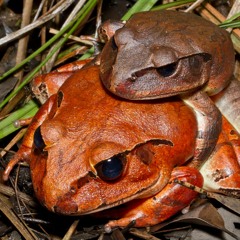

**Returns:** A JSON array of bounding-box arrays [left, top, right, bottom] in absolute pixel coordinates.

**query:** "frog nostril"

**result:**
[[130, 68, 152, 82], [132, 70, 145, 79]]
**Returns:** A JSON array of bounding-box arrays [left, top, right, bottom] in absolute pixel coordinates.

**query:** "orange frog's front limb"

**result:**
[[104, 166, 203, 232], [3, 59, 93, 179], [3, 94, 57, 181]]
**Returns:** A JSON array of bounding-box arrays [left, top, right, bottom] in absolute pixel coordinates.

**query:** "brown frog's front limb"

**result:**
[[182, 91, 222, 168]]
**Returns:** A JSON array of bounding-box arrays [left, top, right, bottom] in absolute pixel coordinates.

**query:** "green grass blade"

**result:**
[[219, 20, 240, 29], [221, 12, 240, 24], [0, 100, 39, 139], [0, 0, 97, 109], [152, 0, 195, 11], [122, 0, 159, 20]]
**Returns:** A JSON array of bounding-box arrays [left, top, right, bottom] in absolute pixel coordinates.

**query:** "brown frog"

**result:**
[[99, 10, 235, 168]]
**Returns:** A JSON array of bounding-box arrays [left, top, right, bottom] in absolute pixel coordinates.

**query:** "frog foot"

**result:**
[[3, 145, 31, 181]]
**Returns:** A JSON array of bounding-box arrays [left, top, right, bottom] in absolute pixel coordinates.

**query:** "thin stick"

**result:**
[[44, 0, 87, 72], [62, 220, 79, 240], [184, 0, 205, 12], [0, 0, 76, 46], [227, 0, 240, 19], [15, 0, 33, 86]]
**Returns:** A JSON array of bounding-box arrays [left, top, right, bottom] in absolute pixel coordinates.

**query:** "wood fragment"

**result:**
[[0, 183, 36, 208], [15, 0, 34, 86], [62, 220, 79, 240]]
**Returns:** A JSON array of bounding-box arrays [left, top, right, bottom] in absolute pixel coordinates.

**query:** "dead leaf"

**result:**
[[130, 228, 161, 240], [207, 192, 240, 214], [0, 77, 18, 102], [150, 202, 240, 240]]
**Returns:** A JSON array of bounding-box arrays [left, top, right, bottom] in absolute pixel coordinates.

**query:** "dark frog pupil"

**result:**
[[157, 62, 177, 77], [34, 126, 46, 150], [96, 155, 126, 181]]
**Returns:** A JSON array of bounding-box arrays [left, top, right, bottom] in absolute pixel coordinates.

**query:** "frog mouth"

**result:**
[[53, 169, 168, 216], [107, 53, 211, 100], [112, 68, 199, 100], [114, 79, 195, 100], [53, 139, 174, 216], [53, 175, 163, 216]]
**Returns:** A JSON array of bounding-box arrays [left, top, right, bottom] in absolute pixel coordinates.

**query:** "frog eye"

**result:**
[[157, 62, 178, 77], [57, 91, 64, 107], [34, 126, 46, 150], [95, 154, 126, 181], [111, 36, 118, 51]]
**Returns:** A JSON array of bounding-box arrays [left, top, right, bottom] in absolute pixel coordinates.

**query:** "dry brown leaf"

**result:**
[[150, 202, 240, 240], [130, 228, 162, 240], [207, 192, 240, 214]]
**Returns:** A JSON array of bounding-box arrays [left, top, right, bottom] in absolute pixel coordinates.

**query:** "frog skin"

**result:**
[[3, 64, 240, 232], [99, 10, 235, 168], [31, 58, 93, 104], [4, 65, 202, 230]]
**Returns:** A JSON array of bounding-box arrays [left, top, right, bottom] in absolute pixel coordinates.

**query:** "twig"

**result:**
[[95, 0, 103, 38], [62, 220, 80, 240], [0, 0, 76, 46], [45, 0, 88, 72], [32, 0, 47, 22], [0, 192, 37, 240], [49, 28, 93, 45], [15, 0, 33, 86], [40, 0, 48, 72], [0, 129, 26, 157], [184, 0, 205, 12]]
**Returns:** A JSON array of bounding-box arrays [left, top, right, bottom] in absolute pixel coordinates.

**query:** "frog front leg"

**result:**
[[182, 91, 222, 168], [104, 166, 203, 233], [3, 94, 57, 181]]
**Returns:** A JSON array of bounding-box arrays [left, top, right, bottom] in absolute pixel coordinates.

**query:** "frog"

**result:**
[[99, 10, 236, 168], [3, 10, 240, 233], [3, 63, 240, 232]]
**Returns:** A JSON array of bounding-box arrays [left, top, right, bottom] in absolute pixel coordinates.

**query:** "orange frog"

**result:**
[[3, 64, 240, 232], [3, 10, 240, 233]]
